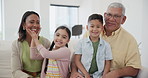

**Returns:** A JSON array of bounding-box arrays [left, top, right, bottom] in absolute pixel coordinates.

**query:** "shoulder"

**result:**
[[59, 47, 71, 54], [60, 47, 71, 52], [11, 39, 21, 52], [121, 28, 137, 42], [40, 36, 51, 48], [12, 40, 20, 48], [41, 36, 50, 42], [79, 37, 90, 43], [100, 38, 110, 45]]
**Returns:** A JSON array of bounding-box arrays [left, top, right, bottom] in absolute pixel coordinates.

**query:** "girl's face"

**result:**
[[87, 19, 103, 39], [24, 14, 41, 34], [54, 29, 69, 49]]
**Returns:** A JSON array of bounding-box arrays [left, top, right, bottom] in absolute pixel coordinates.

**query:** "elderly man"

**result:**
[[70, 2, 141, 78]]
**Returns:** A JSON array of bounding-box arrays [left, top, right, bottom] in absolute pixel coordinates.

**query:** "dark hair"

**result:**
[[44, 26, 71, 73], [88, 14, 103, 24], [18, 11, 40, 42]]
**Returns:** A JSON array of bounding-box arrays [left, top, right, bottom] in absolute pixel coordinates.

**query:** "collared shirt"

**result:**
[[101, 27, 141, 71], [74, 37, 112, 77]]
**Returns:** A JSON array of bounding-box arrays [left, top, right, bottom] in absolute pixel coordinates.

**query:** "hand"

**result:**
[[104, 70, 119, 78], [26, 27, 40, 46], [84, 73, 90, 78], [70, 71, 84, 78], [26, 28, 38, 40]]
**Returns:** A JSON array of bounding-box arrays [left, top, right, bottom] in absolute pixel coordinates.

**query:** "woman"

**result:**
[[11, 11, 50, 78]]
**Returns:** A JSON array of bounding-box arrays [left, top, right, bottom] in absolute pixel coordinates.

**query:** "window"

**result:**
[[0, 0, 4, 40], [49, 4, 79, 39]]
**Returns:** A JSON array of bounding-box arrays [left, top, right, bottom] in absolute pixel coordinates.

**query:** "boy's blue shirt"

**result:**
[[74, 37, 112, 77]]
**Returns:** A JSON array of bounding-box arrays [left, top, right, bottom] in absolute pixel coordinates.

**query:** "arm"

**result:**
[[75, 54, 90, 78], [11, 40, 30, 78], [70, 54, 83, 78], [105, 66, 139, 78], [30, 39, 44, 60], [37, 45, 70, 59], [102, 60, 111, 78]]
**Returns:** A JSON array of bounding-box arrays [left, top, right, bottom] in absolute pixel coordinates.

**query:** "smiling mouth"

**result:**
[[31, 29, 37, 31]]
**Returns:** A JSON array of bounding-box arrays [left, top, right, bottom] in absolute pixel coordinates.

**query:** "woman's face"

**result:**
[[24, 14, 41, 34]]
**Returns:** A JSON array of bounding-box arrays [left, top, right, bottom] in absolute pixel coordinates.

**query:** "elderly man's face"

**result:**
[[104, 7, 126, 32]]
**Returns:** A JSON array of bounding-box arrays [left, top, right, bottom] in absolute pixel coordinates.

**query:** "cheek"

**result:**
[[25, 24, 31, 28]]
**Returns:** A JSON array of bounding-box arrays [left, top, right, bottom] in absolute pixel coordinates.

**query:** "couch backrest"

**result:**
[[0, 40, 13, 78]]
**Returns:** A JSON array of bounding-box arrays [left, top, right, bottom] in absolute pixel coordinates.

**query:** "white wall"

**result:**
[[141, 0, 148, 68], [3, 0, 148, 67], [3, 0, 81, 41]]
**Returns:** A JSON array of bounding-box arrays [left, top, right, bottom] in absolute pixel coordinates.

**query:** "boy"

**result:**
[[74, 14, 112, 78]]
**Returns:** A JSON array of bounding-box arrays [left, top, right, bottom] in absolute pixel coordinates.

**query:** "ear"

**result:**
[[121, 16, 126, 24], [67, 39, 70, 43], [23, 23, 26, 30], [86, 25, 88, 30]]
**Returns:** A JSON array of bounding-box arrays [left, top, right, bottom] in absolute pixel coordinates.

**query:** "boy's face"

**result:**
[[87, 19, 103, 38]]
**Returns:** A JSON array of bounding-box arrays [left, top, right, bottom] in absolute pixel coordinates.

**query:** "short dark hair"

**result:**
[[18, 11, 40, 42], [88, 14, 103, 24]]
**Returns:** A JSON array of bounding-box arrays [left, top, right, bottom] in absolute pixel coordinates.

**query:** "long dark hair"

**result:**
[[18, 11, 40, 42], [44, 26, 71, 73]]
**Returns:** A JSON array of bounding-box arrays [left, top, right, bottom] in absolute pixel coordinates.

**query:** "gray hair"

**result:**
[[107, 2, 125, 16]]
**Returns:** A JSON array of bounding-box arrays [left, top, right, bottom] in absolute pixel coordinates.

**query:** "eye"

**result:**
[[36, 20, 40, 24], [62, 35, 67, 39], [30, 21, 34, 24], [97, 26, 100, 28], [107, 13, 112, 17], [90, 25, 94, 28], [63, 36, 66, 39], [114, 15, 122, 18], [56, 34, 60, 37]]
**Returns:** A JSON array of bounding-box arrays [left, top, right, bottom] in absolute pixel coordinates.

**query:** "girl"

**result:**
[[27, 26, 71, 78]]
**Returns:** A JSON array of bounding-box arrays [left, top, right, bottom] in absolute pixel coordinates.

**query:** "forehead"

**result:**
[[107, 7, 122, 15], [26, 14, 40, 21], [55, 29, 68, 35], [89, 20, 103, 25]]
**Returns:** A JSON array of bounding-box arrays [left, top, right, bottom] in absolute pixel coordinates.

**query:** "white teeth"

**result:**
[[31, 29, 37, 31]]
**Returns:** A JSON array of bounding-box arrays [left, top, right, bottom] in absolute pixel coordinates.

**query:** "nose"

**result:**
[[33, 23, 39, 27], [93, 27, 97, 31]]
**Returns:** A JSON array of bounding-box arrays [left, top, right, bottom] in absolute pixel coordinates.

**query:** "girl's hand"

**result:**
[[26, 28, 38, 40], [26, 27, 41, 46]]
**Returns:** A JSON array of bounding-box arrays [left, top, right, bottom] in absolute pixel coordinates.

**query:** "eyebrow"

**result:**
[[56, 32, 68, 37]]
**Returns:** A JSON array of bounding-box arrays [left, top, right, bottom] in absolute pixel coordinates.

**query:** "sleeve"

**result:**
[[37, 45, 71, 60], [11, 40, 30, 78], [30, 47, 43, 60], [74, 40, 83, 54], [125, 38, 141, 69], [105, 42, 113, 60], [30, 37, 50, 60]]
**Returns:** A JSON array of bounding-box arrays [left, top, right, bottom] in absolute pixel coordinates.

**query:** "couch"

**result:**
[[0, 40, 148, 78], [0, 39, 80, 78], [0, 40, 12, 78]]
